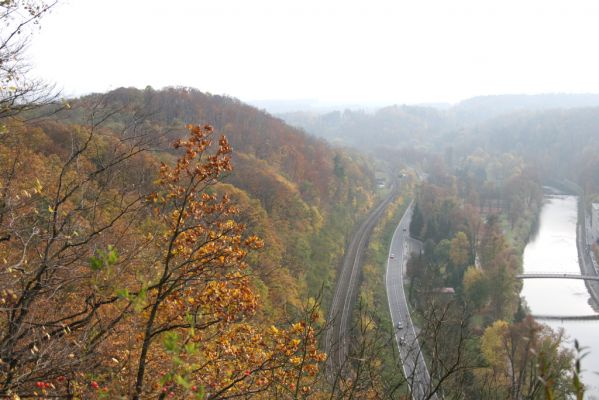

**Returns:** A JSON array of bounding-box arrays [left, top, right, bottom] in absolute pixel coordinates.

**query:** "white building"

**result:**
[[592, 203, 599, 243]]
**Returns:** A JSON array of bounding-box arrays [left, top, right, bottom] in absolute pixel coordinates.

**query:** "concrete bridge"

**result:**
[[532, 314, 599, 321], [516, 273, 599, 281]]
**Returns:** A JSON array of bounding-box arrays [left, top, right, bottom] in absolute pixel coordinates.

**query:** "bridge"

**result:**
[[532, 314, 599, 321], [516, 273, 599, 281]]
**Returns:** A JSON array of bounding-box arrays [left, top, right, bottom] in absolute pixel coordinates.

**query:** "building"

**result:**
[[592, 203, 599, 243]]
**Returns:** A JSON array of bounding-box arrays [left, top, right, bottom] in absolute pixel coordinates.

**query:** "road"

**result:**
[[579, 209, 599, 305], [386, 201, 438, 400], [325, 182, 398, 376]]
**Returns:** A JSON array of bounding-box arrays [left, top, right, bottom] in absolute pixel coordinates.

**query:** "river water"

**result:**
[[521, 195, 599, 398]]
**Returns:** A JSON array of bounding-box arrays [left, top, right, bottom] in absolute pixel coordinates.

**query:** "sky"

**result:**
[[27, 0, 599, 105]]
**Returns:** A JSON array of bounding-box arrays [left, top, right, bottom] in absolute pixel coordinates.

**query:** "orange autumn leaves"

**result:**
[[0, 121, 326, 399], [131, 124, 326, 398]]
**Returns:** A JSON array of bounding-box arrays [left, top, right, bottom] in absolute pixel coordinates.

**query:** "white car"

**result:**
[[390, 253, 395, 259], [396, 321, 403, 330], [399, 336, 406, 345]]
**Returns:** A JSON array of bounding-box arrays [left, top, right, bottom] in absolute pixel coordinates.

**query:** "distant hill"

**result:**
[[447, 106, 599, 191], [280, 105, 454, 150], [453, 93, 599, 123], [247, 98, 389, 114], [277, 93, 599, 191], [278, 93, 599, 151]]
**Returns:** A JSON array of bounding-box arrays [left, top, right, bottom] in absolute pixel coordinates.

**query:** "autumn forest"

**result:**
[[2, 1, 599, 399]]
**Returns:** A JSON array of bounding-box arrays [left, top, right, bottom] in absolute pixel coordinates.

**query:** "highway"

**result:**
[[325, 182, 398, 377], [386, 201, 438, 400]]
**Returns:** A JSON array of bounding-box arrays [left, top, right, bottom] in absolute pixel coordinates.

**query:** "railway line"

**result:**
[[325, 182, 398, 376]]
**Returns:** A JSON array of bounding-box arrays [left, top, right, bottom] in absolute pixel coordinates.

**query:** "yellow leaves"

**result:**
[[130, 125, 330, 397], [33, 178, 43, 194], [481, 320, 510, 369], [222, 219, 235, 230], [290, 356, 301, 365]]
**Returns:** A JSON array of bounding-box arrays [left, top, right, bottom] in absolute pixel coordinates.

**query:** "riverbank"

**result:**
[[522, 194, 599, 397], [577, 199, 599, 310]]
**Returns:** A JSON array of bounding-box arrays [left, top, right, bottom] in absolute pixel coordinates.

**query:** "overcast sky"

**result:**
[[27, 0, 599, 105]]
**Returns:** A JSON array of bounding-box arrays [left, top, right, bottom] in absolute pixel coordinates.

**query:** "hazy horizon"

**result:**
[[247, 92, 599, 112], [27, 0, 599, 105], [32, 84, 599, 114]]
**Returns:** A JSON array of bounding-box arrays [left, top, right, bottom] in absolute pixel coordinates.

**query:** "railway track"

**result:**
[[325, 182, 398, 376]]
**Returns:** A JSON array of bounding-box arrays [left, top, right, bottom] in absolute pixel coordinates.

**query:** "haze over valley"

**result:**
[[1, 1, 599, 398]]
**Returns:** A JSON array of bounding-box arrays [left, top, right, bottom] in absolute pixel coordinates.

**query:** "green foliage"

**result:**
[[403, 148, 581, 397], [463, 267, 488, 311], [478, 317, 575, 399], [571, 340, 587, 400], [409, 202, 424, 238], [163, 332, 180, 354], [449, 232, 469, 267], [88, 245, 118, 271]]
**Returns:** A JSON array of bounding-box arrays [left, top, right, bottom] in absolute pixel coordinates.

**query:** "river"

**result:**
[[521, 194, 599, 398]]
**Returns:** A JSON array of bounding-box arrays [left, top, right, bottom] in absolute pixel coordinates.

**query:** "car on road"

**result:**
[[403, 228, 407, 232], [390, 253, 395, 259], [399, 336, 406, 345], [396, 321, 403, 330]]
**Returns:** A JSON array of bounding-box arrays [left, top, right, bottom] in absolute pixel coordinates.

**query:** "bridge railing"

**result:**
[[516, 272, 599, 281]]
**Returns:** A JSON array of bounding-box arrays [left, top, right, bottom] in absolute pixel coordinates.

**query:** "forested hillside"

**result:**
[[0, 86, 379, 397], [3, 0, 599, 397], [447, 107, 599, 192], [280, 105, 453, 149], [60, 87, 378, 309], [3, 85, 596, 398], [404, 153, 578, 398], [281, 95, 599, 193]]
